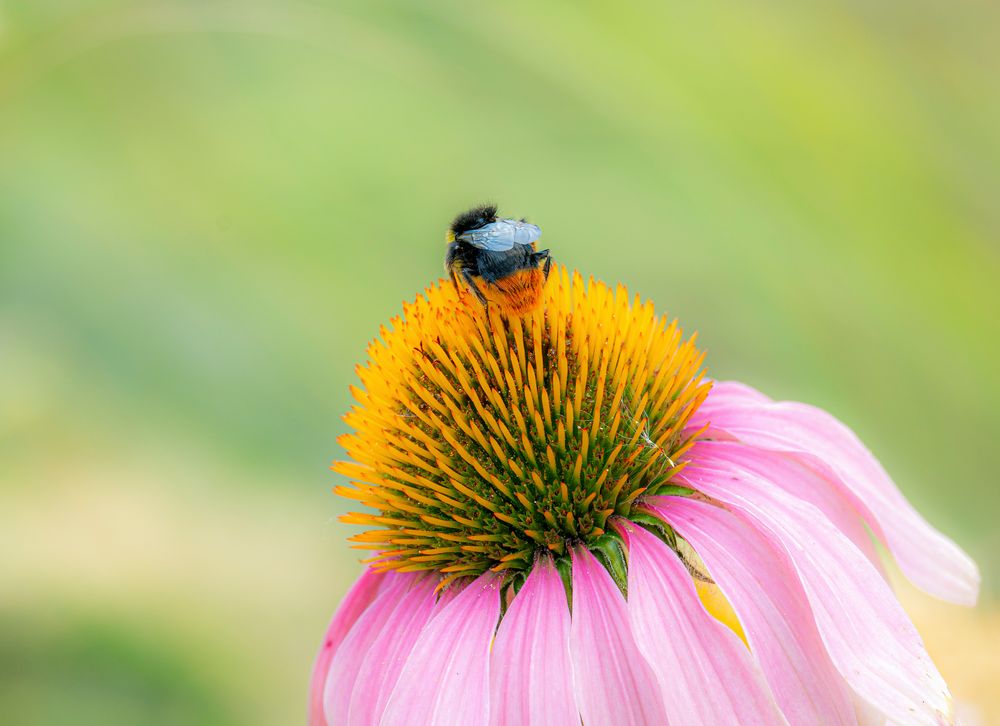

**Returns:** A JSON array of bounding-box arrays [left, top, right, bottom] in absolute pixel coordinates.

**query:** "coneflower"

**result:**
[[311, 267, 978, 725]]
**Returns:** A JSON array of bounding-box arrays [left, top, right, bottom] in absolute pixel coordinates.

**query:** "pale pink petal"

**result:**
[[690, 440, 884, 574], [650, 496, 855, 725], [698, 380, 772, 413], [569, 546, 668, 726], [381, 573, 501, 726], [616, 521, 786, 725], [347, 576, 438, 725], [323, 573, 414, 724], [309, 568, 385, 726], [689, 392, 979, 605], [489, 556, 576, 726], [669, 461, 953, 725]]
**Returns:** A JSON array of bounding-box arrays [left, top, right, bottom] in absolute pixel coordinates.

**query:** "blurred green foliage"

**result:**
[[1, 1, 998, 723]]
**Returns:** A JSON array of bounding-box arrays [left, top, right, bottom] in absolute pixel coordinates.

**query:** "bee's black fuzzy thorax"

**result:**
[[450, 203, 498, 236]]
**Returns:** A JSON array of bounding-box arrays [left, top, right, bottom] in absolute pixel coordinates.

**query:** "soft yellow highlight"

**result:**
[[696, 579, 748, 645]]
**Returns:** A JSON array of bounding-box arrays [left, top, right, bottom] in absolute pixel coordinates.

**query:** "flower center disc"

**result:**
[[335, 268, 709, 584]]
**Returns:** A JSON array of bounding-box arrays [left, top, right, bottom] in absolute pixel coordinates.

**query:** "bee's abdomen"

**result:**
[[484, 267, 546, 316]]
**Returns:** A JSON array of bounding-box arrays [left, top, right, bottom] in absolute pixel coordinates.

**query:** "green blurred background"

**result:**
[[1, 1, 998, 723]]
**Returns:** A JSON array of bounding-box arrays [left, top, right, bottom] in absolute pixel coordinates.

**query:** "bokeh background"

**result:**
[[2, 1, 998, 723]]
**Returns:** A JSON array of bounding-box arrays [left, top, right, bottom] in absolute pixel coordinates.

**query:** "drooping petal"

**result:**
[[688, 390, 979, 605], [669, 461, 953, 725], [347, 576, 438, 725], [380, 573, 501, 726], [690, 440, 883, 574], [650, 497, 855, 725], [568, 546, 668, 726], [489, 556, 576, 726], [618, 521, 786, 725], [309, 568, 385, 726], [323, 573, 415, 724]]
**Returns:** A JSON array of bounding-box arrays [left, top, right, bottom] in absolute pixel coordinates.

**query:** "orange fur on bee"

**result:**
[[481, 267, 545, 316]]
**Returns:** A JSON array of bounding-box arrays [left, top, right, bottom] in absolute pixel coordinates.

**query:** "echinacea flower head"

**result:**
[[312, 267, 979, 726]]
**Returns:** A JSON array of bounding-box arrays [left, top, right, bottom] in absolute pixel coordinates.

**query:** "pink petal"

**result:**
[[323, 573, 415, 724], [690, 440, 884, 574], [309, 568, 385, 726], [669, 461, 953, 725], [699, 380, 773, 412], [569, 546, 668, 726], [347, 576, 438, 725], [650, 497, 855, 725], [617, 521, 786, 725], [489, 556, 577, 726], [380, 573, 501, 726], [689, 392, 979, 605]]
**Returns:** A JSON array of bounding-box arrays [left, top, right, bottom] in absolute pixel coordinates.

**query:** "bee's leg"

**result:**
[[535, 249, 552, 279], [461, 268, 489, 308]]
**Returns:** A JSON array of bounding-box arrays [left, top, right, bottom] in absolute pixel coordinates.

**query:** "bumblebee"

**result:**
[[445, 204, 552, 316]]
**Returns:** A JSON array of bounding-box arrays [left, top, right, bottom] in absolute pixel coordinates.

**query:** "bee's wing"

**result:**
[[458, 219, 541, 251], [507, 219, 542, 246], [458, 221, 516, 251]]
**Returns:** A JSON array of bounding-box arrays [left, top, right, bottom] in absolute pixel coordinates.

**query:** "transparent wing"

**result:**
[[458, 219, 541, 250], [508, 219, 542, 246], [458, 221, 517, 251]]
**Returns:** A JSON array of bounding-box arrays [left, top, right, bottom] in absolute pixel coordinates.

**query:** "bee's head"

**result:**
[[449, 203, 498, 240]]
